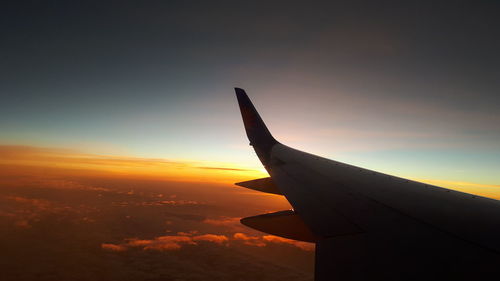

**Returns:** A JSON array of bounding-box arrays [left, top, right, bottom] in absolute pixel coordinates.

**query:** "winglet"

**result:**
[[235, 88, 277, 166]]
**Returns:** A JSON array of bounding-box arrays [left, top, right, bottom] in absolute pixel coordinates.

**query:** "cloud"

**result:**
[[233, 233, 266, 247], [104, 231, 314, 253], [116, 200, 203, 207], [0, 153, 314, 279], [101, 243, 127, 252], [177, 230, 198, 236], [203, 217, 240, 226], [125, 236, 195, 251], [103, 233, 229, 252], [0, 194, 96, 229], [262, 235, 315, 251], [6, 196, 52, 210], [232, 233, 314, 251], [126, 239, 156, 247], [142, 236, 195, 251], [145, 242, 182, 251], [155, 200, 201, 206], [192, 234, 228, 244]]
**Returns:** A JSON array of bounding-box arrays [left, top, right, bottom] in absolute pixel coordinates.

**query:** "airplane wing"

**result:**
[[234, 88, 500, 281]]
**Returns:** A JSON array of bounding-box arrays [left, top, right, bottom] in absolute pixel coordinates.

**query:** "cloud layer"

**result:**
[[0, 161, 312, 281]]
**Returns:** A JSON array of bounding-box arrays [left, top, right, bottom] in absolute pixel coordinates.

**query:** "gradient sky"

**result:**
[[1, 1, 500, 186]]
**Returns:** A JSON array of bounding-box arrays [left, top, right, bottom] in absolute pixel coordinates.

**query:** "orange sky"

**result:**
[[0, 145, 267, 184], [2, 145, 499, 200]]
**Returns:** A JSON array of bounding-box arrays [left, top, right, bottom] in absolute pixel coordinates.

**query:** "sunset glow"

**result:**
[[0, 145, 267, 184], [2, 1, 499, 280]]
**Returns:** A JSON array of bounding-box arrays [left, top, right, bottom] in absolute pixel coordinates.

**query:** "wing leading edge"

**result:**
[[233, 88, 500, 281]]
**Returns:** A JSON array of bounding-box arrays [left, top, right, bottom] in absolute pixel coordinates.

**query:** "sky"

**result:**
[[2, 1, 500, 188], [1, 1, 500, 184], [1, 1, 500, 280]]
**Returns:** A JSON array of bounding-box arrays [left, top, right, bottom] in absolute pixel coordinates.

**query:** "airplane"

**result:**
[[233, 88, 500, 281]]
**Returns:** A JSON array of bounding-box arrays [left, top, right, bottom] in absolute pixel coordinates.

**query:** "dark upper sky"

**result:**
[[1, 1, 500, 183], [3, 1, 499, 103]]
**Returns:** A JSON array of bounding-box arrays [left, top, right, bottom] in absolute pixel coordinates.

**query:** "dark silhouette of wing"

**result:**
[[234, 88, 500, 281]]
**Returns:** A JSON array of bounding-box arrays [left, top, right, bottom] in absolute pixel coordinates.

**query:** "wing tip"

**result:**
[[234, 87, 277, 166], [234, 87, 249, 104], [234, 87, 246, 93]]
